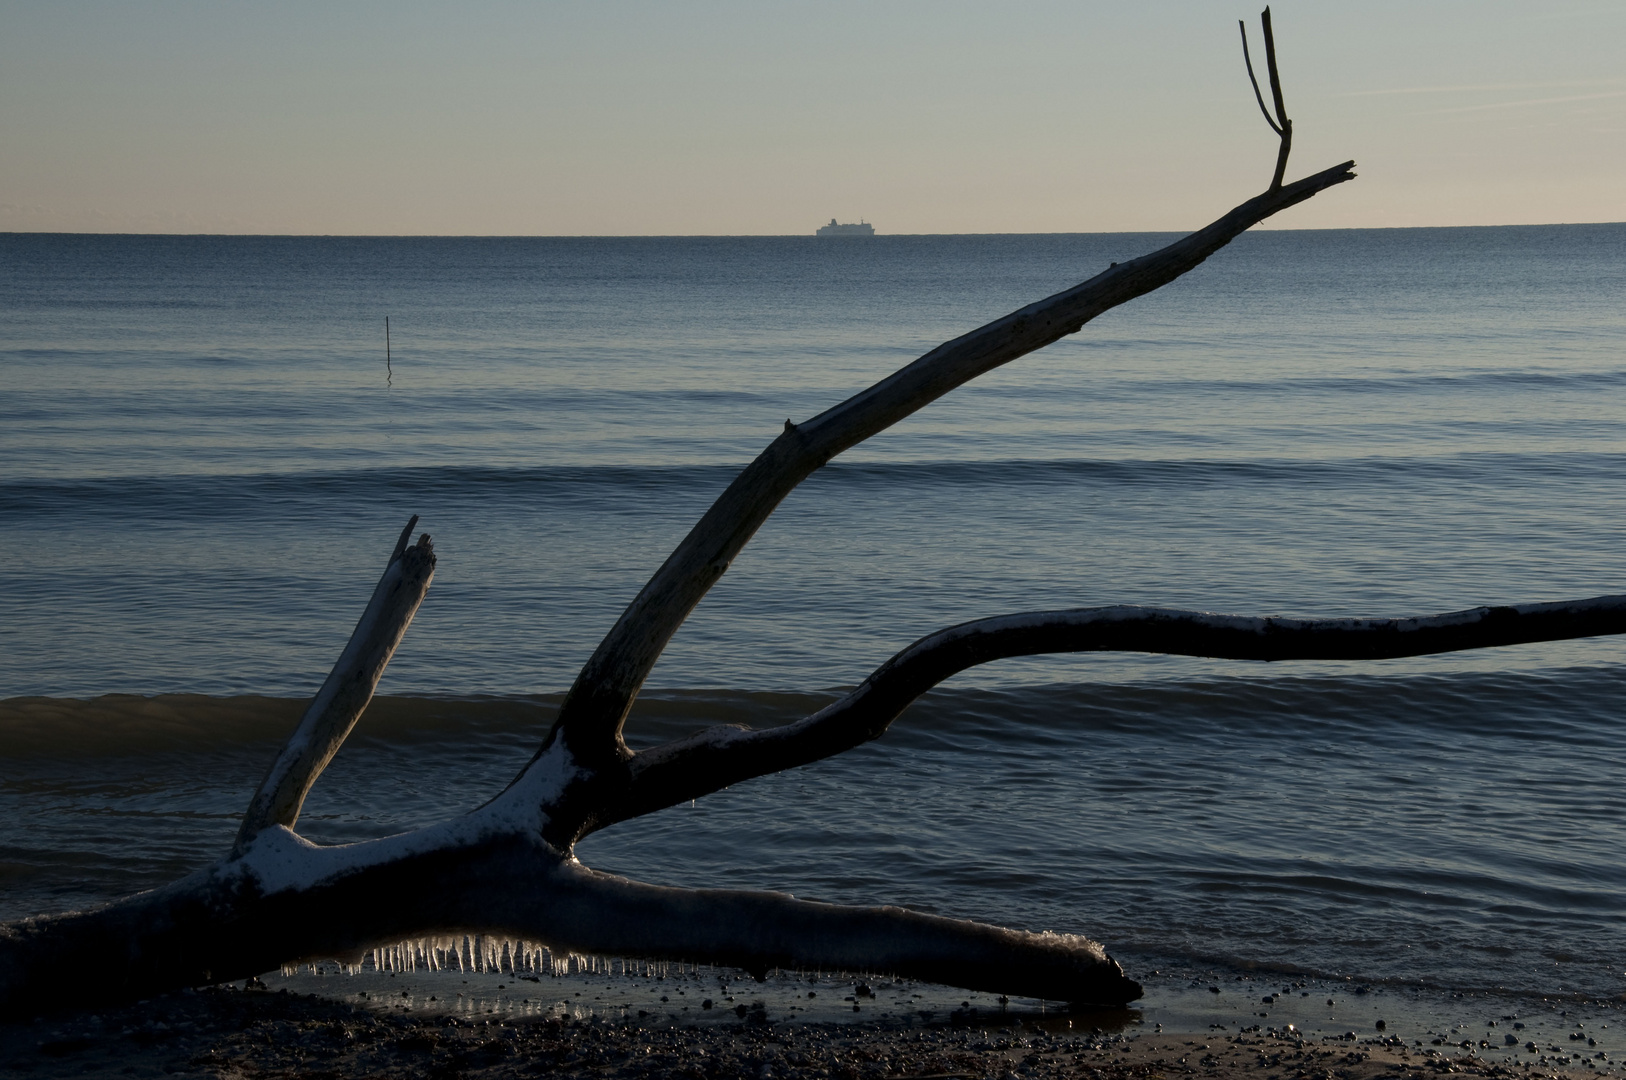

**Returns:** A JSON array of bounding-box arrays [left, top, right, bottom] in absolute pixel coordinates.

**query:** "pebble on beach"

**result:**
[[4, 980, 1621, 1080]]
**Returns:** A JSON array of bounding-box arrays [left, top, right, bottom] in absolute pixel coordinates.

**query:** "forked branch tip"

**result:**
[[1239, 6, 1294, 190]]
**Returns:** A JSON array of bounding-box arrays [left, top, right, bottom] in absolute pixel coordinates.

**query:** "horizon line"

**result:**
[[4, 220, 1624, 240]]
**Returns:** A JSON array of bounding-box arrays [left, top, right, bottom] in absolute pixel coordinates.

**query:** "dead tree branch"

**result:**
[[541, 158, 1355, 794], [234, 519, 435, 854], [613, 597, 1626, 826], [1241, 7, 1293, 189]]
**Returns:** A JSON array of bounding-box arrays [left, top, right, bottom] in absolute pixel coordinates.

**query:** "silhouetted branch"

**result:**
[[1241, 7, 1294, 189], [1239, 21, 1281, 135], [539, 159, 1357, 784], [613, 595, 1626, 826]]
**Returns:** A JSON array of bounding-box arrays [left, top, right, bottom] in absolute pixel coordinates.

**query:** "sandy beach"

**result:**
[[5, 964, 1618, 1080]]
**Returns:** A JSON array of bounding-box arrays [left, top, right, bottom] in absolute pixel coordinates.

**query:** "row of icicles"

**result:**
[[280, 936, 702, 979]]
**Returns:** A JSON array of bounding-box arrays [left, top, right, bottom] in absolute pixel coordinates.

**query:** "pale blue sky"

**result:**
[[2, 1, 1622, 234]]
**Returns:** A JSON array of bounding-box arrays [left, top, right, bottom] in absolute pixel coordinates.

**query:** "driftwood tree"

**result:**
[[4, 12, 1625, 1011]]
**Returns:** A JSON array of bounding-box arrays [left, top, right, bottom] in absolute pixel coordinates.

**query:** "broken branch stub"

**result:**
[[234, 518, 436, 853]]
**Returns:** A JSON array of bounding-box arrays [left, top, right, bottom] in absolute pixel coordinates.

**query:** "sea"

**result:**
[[3, 224, 1625, 1020]]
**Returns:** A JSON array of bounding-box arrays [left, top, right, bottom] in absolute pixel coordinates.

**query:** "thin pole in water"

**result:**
[[385, 317, 392, 386]]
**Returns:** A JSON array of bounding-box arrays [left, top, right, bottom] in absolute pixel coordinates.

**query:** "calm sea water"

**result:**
[[2, 226, 1624, 1002]]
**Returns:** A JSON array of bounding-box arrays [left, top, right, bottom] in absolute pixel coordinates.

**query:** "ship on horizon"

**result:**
[[816, 218, 874, 237]]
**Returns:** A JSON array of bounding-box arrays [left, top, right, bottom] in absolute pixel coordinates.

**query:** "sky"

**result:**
[[1, 1, 1622, 235]]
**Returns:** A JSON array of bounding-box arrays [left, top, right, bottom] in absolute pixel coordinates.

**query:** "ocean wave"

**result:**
[[6, 667, 1621, 760], [8, 451, 1626, 517]]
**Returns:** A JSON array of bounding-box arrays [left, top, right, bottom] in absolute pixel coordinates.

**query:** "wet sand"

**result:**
[[4, 965, 1619, 1080]]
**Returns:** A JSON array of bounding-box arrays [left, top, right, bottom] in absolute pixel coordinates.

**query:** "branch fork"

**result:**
[[1241, 7, 1293, 190]]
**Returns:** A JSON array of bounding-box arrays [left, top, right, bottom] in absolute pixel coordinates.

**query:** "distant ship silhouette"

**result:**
[[816, 218, 874, 237]]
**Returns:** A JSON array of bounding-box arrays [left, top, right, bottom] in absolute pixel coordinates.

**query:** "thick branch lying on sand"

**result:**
[[0, 833, 1138, 1009]]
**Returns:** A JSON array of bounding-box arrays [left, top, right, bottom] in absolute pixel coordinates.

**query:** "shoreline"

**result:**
[[6, 964, 1619, 1079]]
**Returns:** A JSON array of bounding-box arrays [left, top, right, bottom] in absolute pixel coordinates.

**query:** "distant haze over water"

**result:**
[[2, 226, 1624, 1000]]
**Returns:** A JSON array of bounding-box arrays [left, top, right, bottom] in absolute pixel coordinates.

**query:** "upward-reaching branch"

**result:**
[[540, 159, 1356, 775], [1240, 7, 1294, 189], [233, 520, 436, 854]]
